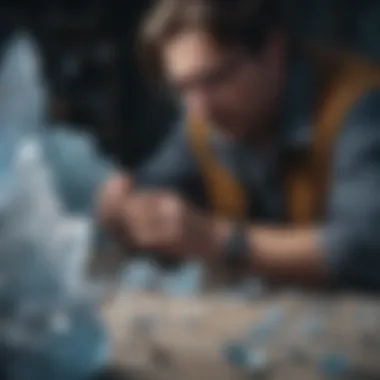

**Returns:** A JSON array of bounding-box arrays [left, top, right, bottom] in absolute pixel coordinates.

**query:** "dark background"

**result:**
[[1, 0, 379, 167]]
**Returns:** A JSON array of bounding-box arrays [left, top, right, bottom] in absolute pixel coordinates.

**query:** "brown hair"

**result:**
[[137, 0, 284, 82]]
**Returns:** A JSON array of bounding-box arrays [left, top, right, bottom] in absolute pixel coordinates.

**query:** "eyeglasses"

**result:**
[[173, 54, 251, 96]]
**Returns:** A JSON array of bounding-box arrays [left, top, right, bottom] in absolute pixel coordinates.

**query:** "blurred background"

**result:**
[[2, 0, 380, 167], [0, 2, 378, 378]]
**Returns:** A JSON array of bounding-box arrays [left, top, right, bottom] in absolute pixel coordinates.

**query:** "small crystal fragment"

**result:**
[[319, 353, 349, 375], [222, 342, 248, 367], [123, 259, 158, 292], [246, 348, 269, 374]]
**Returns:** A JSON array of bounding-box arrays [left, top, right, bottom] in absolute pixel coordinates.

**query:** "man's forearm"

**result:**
[[247, 226, 327, 285], [213, 221, 328, 286]]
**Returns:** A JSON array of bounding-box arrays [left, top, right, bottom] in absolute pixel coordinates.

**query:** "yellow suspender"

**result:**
[[188, 53, 380, 223], [288, 55, 380, 224], [188, 119, 247, 220]]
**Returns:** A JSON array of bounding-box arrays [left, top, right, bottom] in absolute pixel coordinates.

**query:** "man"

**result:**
[[99, 0, 380, 290]]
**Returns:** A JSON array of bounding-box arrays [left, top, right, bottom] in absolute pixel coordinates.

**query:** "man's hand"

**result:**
[[98, 178, 326, 285], [122, 192, 225, 258], [97, 173, 134, 231]]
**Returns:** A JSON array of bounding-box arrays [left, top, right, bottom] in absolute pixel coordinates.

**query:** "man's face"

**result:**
[[162, 30, 285, 141]]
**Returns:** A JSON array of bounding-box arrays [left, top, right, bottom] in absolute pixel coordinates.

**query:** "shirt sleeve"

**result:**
[[133, 124, 207, 207], [320, 89, 380, 291]]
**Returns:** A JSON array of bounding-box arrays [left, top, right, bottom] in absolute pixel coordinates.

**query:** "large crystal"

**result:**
[[0, 32, 109, 379]]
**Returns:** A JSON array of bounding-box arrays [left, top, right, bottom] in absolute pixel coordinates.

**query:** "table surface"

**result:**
[[102, 288, 380, 380], [93, 248, 380, 379]]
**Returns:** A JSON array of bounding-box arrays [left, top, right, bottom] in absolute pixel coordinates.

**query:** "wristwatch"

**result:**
[[223, 224, 250, 268]]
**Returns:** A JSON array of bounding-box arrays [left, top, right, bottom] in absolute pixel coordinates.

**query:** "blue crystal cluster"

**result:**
[[122, 257, 269, 299], [122, 258, 205, 297], [0, 32, 110, 380]]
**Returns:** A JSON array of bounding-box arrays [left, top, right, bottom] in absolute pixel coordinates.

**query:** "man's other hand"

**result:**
[[122, 192, 222, 258]]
